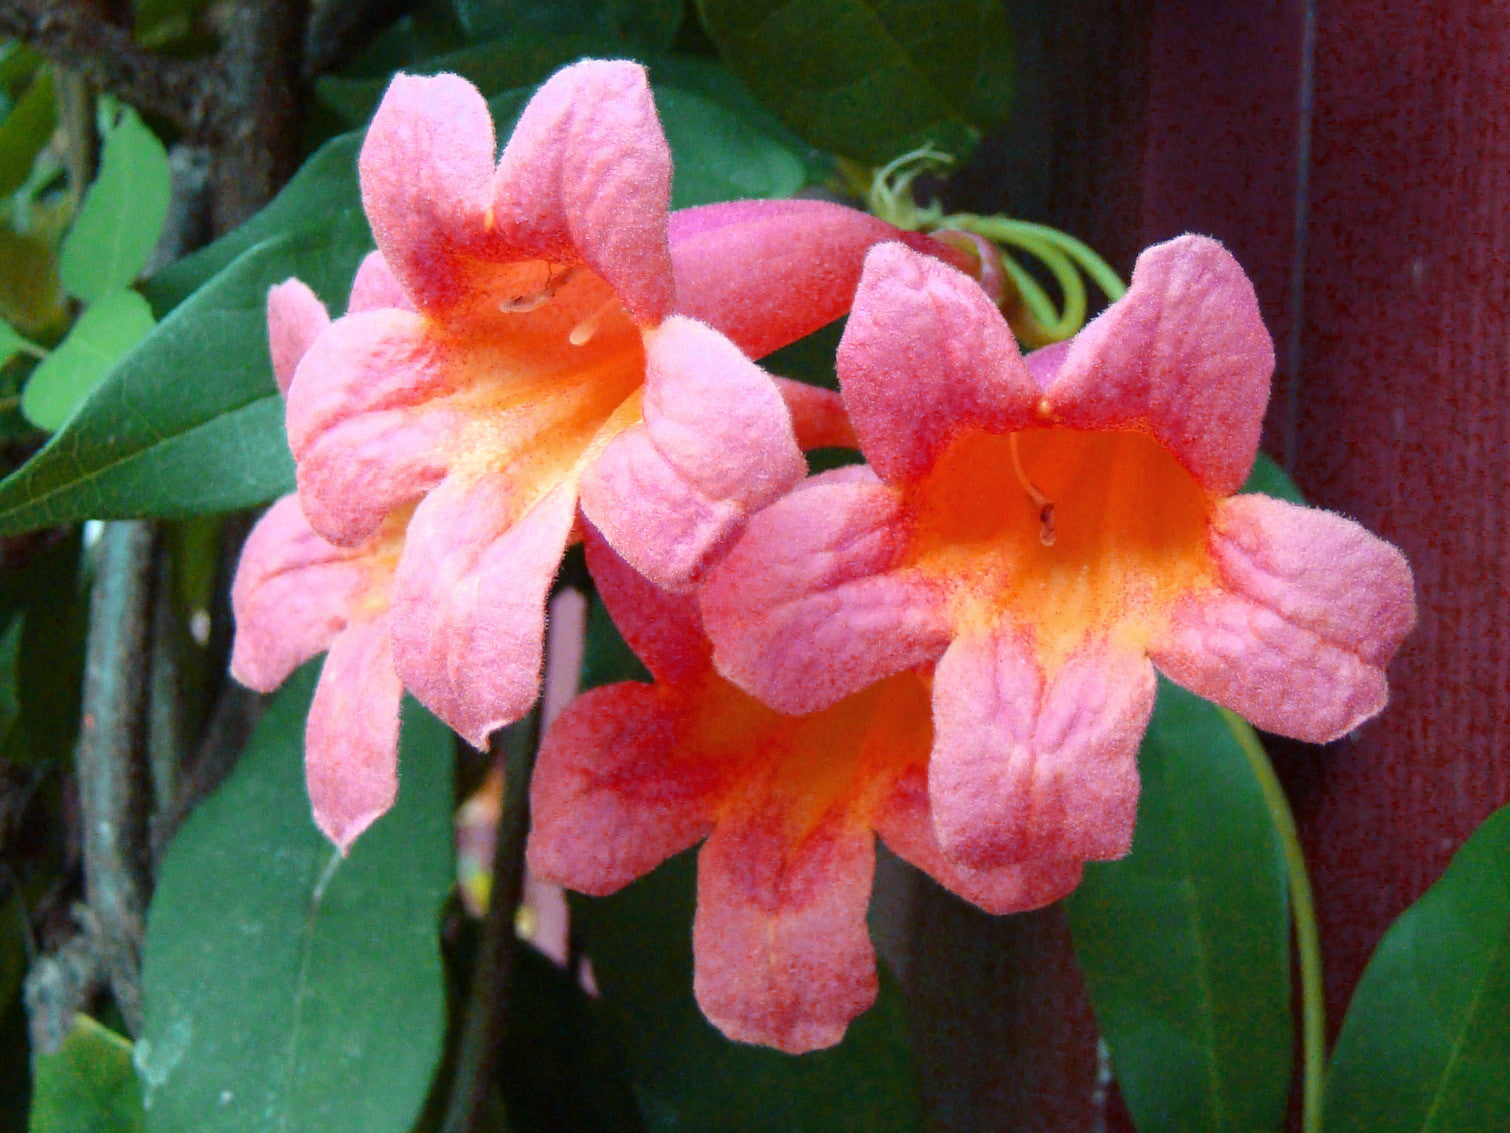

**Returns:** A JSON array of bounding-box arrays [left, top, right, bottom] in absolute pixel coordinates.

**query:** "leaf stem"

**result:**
[[1221, 708, 1325, 1133]]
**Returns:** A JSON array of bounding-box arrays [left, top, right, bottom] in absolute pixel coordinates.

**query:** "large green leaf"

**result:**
[[1064, 680, 1292, 1133], [572, 850, 921, 1132], [498, 944, 646, 1131], [1242, 451, 1304, 504], [0, 67, 55, 199], [455, 0, 683, 46], [1324, 804, 1510, 1133], [58, 108, 171, 304], [143, 131, 365, 315], [21, 290, 156, 431], [0, 530, 86, 767], [0, 317, 41, 366], [29, 1015, 144, 1133], [658, 86, 805, 207], [0, 223, 369, 536], [696, 0, 1013, 166], [136, 667, 454, 1133]]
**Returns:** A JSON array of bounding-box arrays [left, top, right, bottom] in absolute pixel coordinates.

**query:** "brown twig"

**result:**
[[0, 0, 219, 134], [72, 520, 158, 1036], [210, 0, 310, 227]]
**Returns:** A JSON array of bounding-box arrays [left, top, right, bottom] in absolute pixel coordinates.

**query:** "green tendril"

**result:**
[[1221, 707, 1326, 1133], [862, 150, 1129, 343]]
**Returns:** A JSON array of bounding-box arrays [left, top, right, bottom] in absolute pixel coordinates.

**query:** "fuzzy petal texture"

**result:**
[[693, 806, 877, 1054], [1044, 235, 1273, 495], [266, 279, 329, 395], [1150, 494, 1416, 742], [668, 200, 971, 360], [230, 496, 373, 691], [929, 627, 1153, 870], [528, 682, 721, 894], [838, 242, 1042, 485], [286, 310, 462, 545], [347, 250, 416, 313], [359, 73, 499, 317], [579, 316, 804, 589], [391, 476, 577, 748], [702, 470, 951, 715], [873, 765, 1084, 914], [306, 616, 403, 853], [774, 378, 855, 451], [492, 60, 672, 326], [583, 527, 709, 684]]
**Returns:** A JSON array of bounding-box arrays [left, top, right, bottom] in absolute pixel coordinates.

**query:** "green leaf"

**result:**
[[454, 0, 683, 46], [0, 224, 370, 536], [59, 108, 171, 304], [137, 667, 454, 1133], [1324, 804, 1510, 1133], [1242, 451, 1305, 504], [572, 850, 922, 1132], [29, 1015, 144, 1133], [499, 944, 646, 1130], [0, 317, 41, 366], [0, 530, 86, 767], [144, 131, 365, 315], [0, 67, 55, 199], [21, 291, 156, 431], [695, 0, 1013, 166], [1064, 680, 1292, 1133], [658, 86, 805, 207]]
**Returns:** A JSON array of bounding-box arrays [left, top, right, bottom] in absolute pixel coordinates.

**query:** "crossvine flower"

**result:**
[[232, 256, 414, 852], [702, 235, 1416, 873], [283, 60, 960, 749], [528, 524, 1080, 1053]]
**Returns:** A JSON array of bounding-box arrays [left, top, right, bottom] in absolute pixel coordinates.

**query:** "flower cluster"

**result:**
[[233, 60, 1416, 1052]]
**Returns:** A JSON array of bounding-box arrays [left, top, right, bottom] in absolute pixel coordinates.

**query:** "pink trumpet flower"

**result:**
[[283, 60, 959, 750], [528, 524, 1081, 1054], [702, 235, 1416, 874], [231, 257, 414, 852], [235, 253, 855, 853]]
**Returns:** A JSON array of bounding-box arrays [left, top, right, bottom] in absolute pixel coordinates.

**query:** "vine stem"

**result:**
[[1221, 708, 1326, 1133]]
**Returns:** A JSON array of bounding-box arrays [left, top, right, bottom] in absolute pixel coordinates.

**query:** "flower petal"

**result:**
[[347, 250, 415, 313], [838, 241, 1042, 485], [306, 615, 402, 853], [266, 279, 329, 395], [579, 316, 804, 590], [873, 765, 1085, 914], [1150, 494, 1416, 742], [492, 60, 673, 326], [296, 403, 462, 547], [286, 309, 462, 545], [693, 805, 877, 1054], [359, 73, 499, 316], [668, 200, 972, 359], [929, 627, 1153, 870], [1044, 234, 1274, 494], [390, 475, 576, 749], [229, 495, 374, 692], [774, 378, 854, 451], [583, 526, 710, 684], [528, 682, 721, 895], [701, 469, 951, 715]]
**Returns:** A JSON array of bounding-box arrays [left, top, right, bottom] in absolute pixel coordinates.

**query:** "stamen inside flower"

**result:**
[[1009, 432, 1056, 546], [498, 265, 578, 314], [569, 295, 621, 346], [908, 428, 1216, 665]]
